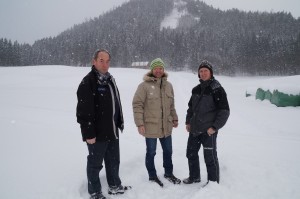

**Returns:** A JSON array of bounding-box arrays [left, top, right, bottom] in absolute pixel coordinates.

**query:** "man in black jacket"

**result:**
[[183, 60, 230, 186], [76, 49, 130, 199]]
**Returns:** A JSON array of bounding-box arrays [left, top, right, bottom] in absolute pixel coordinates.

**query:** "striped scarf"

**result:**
[[92, 66, 111, 85]]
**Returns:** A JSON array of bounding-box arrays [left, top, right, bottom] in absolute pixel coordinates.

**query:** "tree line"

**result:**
[[0, 0, 299, 75]]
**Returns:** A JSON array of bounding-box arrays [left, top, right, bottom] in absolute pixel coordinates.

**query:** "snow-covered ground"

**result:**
[[0, 66, 299, 199], [160, 0, 187, 30]]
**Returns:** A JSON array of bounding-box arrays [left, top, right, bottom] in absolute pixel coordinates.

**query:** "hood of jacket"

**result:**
[[143, 71, 168, 82]]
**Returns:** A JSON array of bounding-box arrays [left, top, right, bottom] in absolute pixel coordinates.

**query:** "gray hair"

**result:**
[[93, 49, 111, 60]]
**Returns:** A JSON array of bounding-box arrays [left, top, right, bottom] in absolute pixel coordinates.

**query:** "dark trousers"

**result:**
[[86, 140, 121, 194], [145, 136, 173, 178], [186, 132, 219, 182]]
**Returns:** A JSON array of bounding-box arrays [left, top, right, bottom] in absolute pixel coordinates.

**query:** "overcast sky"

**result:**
[[0, 0, 299, 45]]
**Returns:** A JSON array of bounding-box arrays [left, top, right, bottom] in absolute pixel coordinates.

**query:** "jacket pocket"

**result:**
[[145, 117, 158, 123], [166, 92, 174, 101], [145, 117, 159, 135], [166, 92, 174, 109], [148, 91, 159, 99]]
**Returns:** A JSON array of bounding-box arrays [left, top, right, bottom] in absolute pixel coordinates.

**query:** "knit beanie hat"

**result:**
[[150, 58, 165, 70], [198, 60, 213, 78]]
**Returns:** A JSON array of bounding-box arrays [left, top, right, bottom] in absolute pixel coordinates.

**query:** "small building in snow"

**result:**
[[131, 61, 149, 69]]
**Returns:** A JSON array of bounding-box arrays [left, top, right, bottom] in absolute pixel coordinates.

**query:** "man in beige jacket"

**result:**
[[132, 58, 181, 187]]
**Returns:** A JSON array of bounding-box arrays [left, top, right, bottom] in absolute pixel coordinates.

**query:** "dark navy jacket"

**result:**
[[76, 68, 124, 142], [186, 78, 230, 135]]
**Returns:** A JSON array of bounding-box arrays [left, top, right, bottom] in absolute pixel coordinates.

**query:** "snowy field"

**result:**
[[0, 65, 300, 199]]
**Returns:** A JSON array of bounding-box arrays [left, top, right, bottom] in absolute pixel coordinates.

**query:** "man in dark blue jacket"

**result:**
[[76, 49, 130, 199], [183, 60, 230, 186]]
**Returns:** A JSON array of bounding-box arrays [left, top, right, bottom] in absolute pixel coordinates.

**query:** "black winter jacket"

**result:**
[[186, 78, 230, 135], [76, 68, 124, 142]]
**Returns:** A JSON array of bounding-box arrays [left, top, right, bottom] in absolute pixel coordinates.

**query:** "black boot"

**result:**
[[108, 185, 132, 195], [164, 174, 181, 184], [90, 192, 106, 199], [149, 177, 164, 187], [182, 177, 200, 184]]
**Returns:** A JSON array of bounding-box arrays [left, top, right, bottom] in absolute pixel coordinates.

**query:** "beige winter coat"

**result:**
[[132, 72, 178, 138]]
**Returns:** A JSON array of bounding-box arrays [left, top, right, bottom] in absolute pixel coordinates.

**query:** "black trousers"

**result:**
[[86, 140, 121, 194], [186, 132, 219, 183]]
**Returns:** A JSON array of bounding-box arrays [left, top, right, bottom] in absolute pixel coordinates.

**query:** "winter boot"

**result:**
[[149, 176, 164, 187], [90, 192, 106, 199], [164, 174, 181, 184], [108, 185, 132, 195], [182, 177, 201, 184]]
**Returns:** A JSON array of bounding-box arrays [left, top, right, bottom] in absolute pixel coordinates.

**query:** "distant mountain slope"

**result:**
[[1, 0, 299, 75]]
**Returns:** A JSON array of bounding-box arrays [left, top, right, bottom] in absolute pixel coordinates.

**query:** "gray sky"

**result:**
[[0, 0, 299, 45]]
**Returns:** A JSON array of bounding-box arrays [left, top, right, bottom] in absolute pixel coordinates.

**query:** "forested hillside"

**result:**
[[1, 0, 299, 75]]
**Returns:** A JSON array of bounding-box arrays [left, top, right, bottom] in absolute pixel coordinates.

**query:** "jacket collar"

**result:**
[[143, 71, 168, 82]]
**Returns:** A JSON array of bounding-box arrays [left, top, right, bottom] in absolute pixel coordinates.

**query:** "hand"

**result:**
[[186, 124, 190, 132], [207, 127, 216, 136], [86, 137, 96, 144], [138, 125, 145, 136], [173, 120, 178, 128]]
